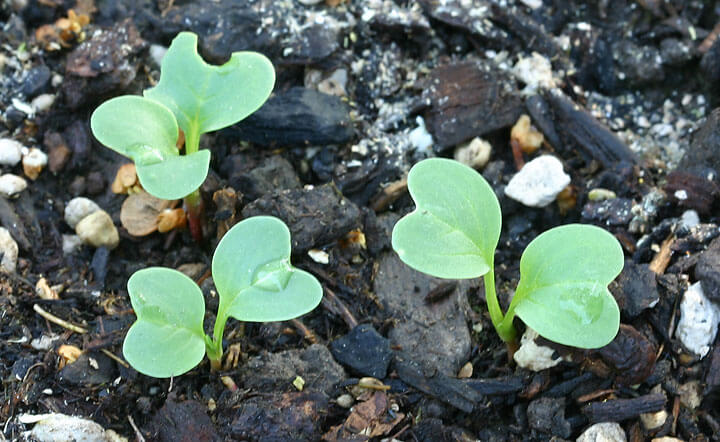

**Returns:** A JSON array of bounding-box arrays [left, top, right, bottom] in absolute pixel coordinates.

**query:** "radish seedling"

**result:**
[[91, 32, 275, 241], [123, 216, 323, 378], [391, 158, 623, 349]]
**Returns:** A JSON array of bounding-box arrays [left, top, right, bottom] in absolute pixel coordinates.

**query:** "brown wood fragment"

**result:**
[[699, 21, 720, 54], [649, 236, 674, 274], [421, 61, 523, 148], [370, 177, 407, 212], [582, 393, 666, 423]]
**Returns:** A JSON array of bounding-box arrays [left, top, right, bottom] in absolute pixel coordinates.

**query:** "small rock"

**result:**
[[505, 155, 570, 207], [0, 174, 27, 197], [581, 198, 634, 227], [307, 249, 329, 264], [513, 52, 556, 92], [148, 44, 168, 67], [317, 68, 347, 96], [62, 234, 83, 255], [30, 335, 60, 351], [677, 381, 702, 410], [680, 210, 700, 229], [676, 282, 720, 358], [609, 261, 660, 319], [76, 211, 119, 250], [513, 328, 564, 371], [408, 116, 434, 152], [696, 237, 720, 302], [22, 148, 48, 180], [64, 197, 101, 229], [22, 65, 51, 98], [21, 413, 125, 442], [641, 410, 668, 431], [576, 422, 626, 442], [298, 0, 323, 4], [148, 399, 218, 442], [0, 227, 19, 273], [527, 397, 571, 437], [0, 138, 23, 166], [454, 137, 491, 169], [31, 93, 55, 113], [45, 132, 71, 174], [57, 352, 117, 386], [336, 393, 354, 408], [330, 324, 392, 378], [511, 114, 544, 154], [238, 344, 345, 395]]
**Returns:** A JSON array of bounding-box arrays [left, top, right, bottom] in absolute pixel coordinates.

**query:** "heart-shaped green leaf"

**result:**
[[144, 32, 275, 142], [212, 216, 323, 322], [512, 224, 623, 348], [90, 95, 210, 200], [391, 158, 502, 279], [123, 267, 206, 378]]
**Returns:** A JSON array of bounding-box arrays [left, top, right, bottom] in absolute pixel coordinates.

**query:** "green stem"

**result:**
[[205, 309, 228, 371], [483, 268, 516, 344]]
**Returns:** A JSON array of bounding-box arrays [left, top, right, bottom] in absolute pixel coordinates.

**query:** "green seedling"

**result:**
[[122, 216, 323, 378], [392, 158, 623, 349], [91, 32, 275, 241]]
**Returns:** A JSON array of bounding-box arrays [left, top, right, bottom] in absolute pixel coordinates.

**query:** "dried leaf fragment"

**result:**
[[36, 277, 59, 300], [58, 344, 83, 368], [120, 191, 173, 236]]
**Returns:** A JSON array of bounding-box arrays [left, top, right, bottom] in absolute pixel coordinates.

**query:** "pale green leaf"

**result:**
[[123, 267, 206, 378], [391, 158, 502, 279], [144, 32, 275, 140], [212, 216, 322, 322], [513, 224, 623, 348], [90, 95, 210, 200]]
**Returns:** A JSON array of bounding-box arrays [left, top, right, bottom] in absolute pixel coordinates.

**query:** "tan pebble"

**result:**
[[111, 163, 138, 194], [0, 174, 27, 197], [457, 361, 473, 378], [454, 137, 492, 169], [76, 211, 119, 249], [22, 148, 48, 180], [157, 208, 186, 233], [511, 114, 544, 154], [65, 197, 101, 229], [36, 277, 59, 300], [0, 227, 19, 273]]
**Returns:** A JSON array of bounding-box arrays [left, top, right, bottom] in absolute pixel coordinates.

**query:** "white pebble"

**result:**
[[318, 69, 348, 96], [0, 227, 19, 273], [513, 328, 563, 371], [0, 174, 28, 197], [298, 0, 323, 4], [408, 116, 434, 152], [76, 210, 119, 250], [680, 210, 700, 229], [676, 282, 720, 358], [308, 249, 329, 264], [513, 52, 556, 93], [62, 234, 83, 255], [64, 197, 102, 229], [454, 137, 491, 169], [576, 422, 626, 442], [640, 410, 667, 431], [30, 335, 60, 351], [21, 413, 125, 442], [149, 44, 168, 67], [0, 138, 23, 166], [505, 155, 570, 207], [31, 94, 55, 113]]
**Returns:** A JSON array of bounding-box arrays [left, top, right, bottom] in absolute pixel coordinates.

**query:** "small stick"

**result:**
[[33, 304, 87, 334], [648, 235, 674, 274], [322, 287, 358, 329], [291, 319, 319, 344], [699, 21, 720, 53], [127, 415, 146, 442], [370, 177, 408, 212], [510, 139, 525, 170], [101, 349, 129, 368]]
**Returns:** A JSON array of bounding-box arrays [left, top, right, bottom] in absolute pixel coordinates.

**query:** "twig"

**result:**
[[291, 319, 319, 344], [100, 349, 129, 368], [127, 415, 146, 442], [322, 287, 358, 329], [33, 304, 87, 334], [648, 235, 674, 274]]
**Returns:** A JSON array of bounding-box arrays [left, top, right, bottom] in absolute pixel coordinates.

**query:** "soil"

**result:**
[[2, 0, 720, 441]]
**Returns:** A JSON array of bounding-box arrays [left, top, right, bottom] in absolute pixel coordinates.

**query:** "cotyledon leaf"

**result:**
[[391, 158, 502, 279], [144, 32, 275, 140], [212, 216, 323, 322], [123, 267, 206, 378], [512, 224, 624, 349], [90, 95, 210, 200]]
